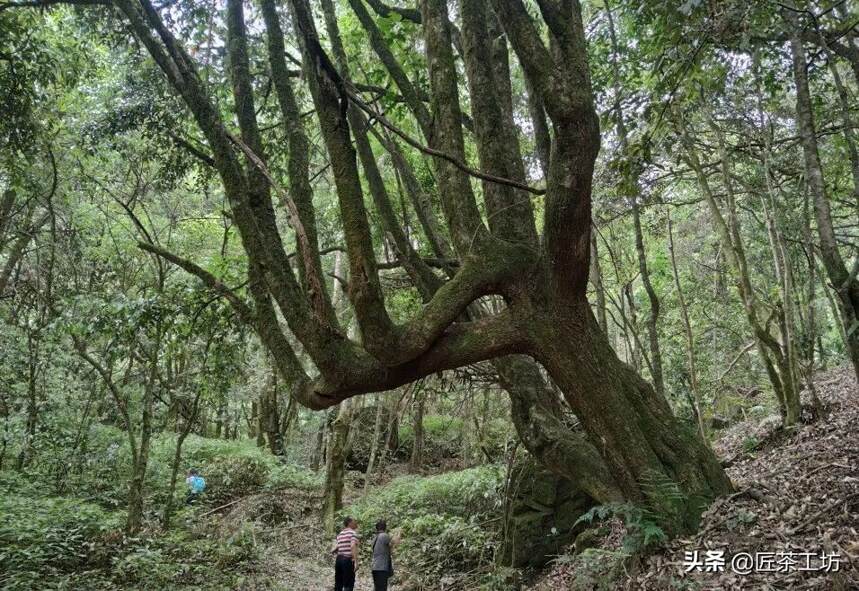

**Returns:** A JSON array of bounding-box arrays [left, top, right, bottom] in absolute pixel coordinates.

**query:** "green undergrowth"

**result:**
[[397, 414, 465, 461], [396, 415, 513, 464], [575, 502, 667, 553], [0, 471, 267, 590], [343, 465, 509, 589], [23, 423, 321, 510], [0, 426, 322, 590]]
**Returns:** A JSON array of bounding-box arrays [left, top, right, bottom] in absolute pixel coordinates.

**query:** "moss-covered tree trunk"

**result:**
[[789, 19, 859, 383], [409, 388, 425, 472], [530, 298, 732, 532], [322, 400, 352, 534]]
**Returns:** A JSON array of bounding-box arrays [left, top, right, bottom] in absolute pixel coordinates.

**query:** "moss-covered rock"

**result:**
[[499, 456, 593, 568]]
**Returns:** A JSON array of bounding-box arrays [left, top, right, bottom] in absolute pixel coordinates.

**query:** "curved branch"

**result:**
[[300, 309, 526, 408], [137, 241, 254, 322], [363, 0, 421, 23]]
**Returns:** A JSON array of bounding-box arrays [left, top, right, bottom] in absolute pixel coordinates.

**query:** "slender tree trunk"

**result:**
[[322, 400, 352, 535], [162, 393, 201, 529], [800, 192, 824, 413], [754, 55, 802, 413], [362, 394, 384, 495], [668, 213, 707, 442], [605, 0, 664, 396], [589, 232, 608, 335], [623, 282, 643, 372], [788, 21, 859, 381], [310, 415, 326, 472], [410, 387, 425, 472], [214, 403, 223, 439], [126, 345, 158, 534], [16, 331, 39, 471], [632, 200, 665, 396], [0, 384, 8, 471], [261, 361, 283, 456], [680, 116, 800, 424], [280, 395, 298, 449], [524, 76, 551, 180]]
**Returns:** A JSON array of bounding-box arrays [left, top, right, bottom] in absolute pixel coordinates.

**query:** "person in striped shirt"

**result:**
[[332, 516, 360, 591]]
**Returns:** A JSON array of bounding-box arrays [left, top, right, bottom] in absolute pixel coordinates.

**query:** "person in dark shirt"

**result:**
[[370, 520, 400, 591]]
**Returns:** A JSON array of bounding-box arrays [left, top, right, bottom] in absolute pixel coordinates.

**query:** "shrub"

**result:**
[[742, 435, 761, 453], [152, 434, 286, 505], [555, 548, 629, 591], [347, 465, 502, 523], [574, 503, 667, 553], [0, 485, 264, 590], [199, 454, 271, 504], [267, 463, 323, 491], [344, 466, 503, 587], [397, 414, 464, 463], [0, 493, 122, 589]]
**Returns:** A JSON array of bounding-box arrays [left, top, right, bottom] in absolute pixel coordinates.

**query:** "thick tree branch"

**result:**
[[420, 0, 491, 255], [290, 0, 396, 356], [460, 1, 538, 244], [260, 0, 332, 321], [299, 310, 526, 408], [347, 0, 433, 136], [137, 241, 253, 321], [363, 0, 420, 23], [321, 0, 443, 301], [349, 90, 546, 196]]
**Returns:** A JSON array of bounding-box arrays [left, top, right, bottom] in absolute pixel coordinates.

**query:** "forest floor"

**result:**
[[209, 366, 858, 591], [212, 476, 392, 590], [533, 365, 859, 590], [210, 487, 366, 590]]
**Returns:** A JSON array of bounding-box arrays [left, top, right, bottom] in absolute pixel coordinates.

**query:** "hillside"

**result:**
[[532, 366, 859, 590]]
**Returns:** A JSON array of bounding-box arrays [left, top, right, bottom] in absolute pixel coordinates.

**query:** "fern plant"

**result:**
[[574, 502, 668, 553]]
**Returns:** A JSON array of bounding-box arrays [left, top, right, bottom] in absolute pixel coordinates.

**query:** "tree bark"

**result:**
[[668, 213, 706, 443], [322, 400, 352, 534], [363, 394, 384, 495], [788, 19, 859, 382], [409, 387, 425, 472], [530, 299, 732, 532], [589, 232, 608, 335], [261, 361, 283, 456], [127, 341, 158, 534], [499, 356, 623, 503]]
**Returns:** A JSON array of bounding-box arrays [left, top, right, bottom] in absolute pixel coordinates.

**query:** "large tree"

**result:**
[[43, 0, 731, 531]]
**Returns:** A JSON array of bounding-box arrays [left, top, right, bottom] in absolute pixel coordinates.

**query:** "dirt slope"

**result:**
[[536, 365, 859, 591]]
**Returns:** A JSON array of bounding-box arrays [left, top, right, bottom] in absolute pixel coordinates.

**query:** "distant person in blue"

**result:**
[[185, 468, 206, 504]]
